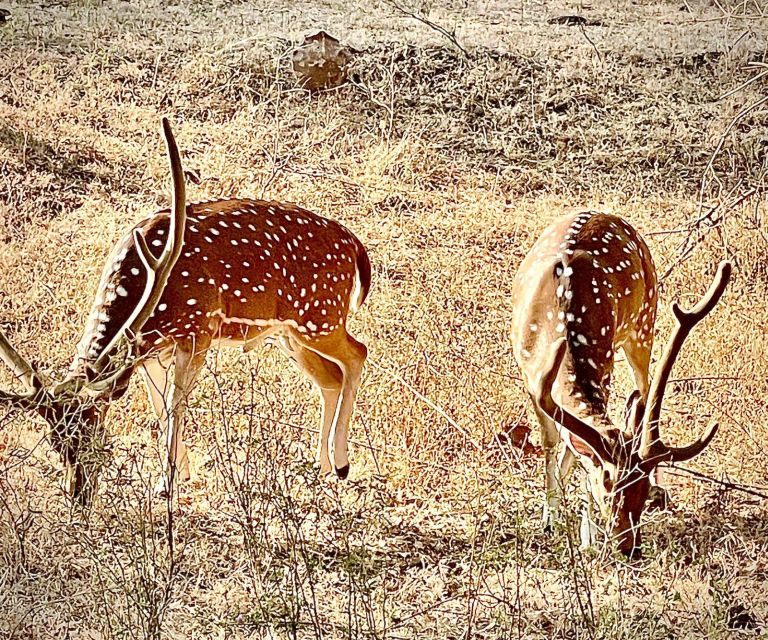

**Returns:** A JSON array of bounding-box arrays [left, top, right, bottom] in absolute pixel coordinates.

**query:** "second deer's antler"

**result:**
[[639, 261, 732, 463]]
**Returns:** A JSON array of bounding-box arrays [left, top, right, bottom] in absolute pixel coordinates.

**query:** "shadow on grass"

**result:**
[[0, 122, 146, 227]]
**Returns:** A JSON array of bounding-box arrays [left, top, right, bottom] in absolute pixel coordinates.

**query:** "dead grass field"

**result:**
[[0, 0, 767, 638]]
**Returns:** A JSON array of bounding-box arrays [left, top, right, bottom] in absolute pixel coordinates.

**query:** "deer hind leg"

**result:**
[[299, 329, 367, 479], [276, 336, 343, 475]]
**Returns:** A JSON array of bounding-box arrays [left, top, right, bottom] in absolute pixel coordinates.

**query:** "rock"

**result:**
[[292, 31, 355, 91]]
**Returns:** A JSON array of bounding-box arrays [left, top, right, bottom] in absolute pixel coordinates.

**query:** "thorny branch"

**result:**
[[661, 63, 768, 280], [665, 464, 768, 500], [384, 0, 470, 58]]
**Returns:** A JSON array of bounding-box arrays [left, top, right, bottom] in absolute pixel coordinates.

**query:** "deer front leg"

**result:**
[[579, 473, 601, 549], [542, 445, 559, 529], [144, 348, 205, 496], [142, 355, 189, 488], [533, 399, 564, 530], [161, 388, 191, 493]]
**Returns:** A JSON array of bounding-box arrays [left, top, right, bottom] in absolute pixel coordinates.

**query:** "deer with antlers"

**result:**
[[0, 118, 371, 503], [512, 211, 730, 556]]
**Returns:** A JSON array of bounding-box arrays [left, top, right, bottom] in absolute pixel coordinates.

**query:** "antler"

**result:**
[[639, 261, 732, 463], [89, 117, 187, 386], [0, 330, 43, 391], [535, 338, 616, 463], [0, 326, 47, 409], [125, 117, 186, 339], [0, 324, 48, 409]]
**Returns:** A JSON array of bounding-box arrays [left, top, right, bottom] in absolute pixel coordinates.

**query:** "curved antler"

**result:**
[[640, 261, 732, 462], [642, 420, 720, 465], [624, 390, 644, 432], [0, 327, 47, 410], [535, 338, 616, 463], [88, 117, 187, 388], [125, 117, 186, 339], [0, 329, 43, 391]]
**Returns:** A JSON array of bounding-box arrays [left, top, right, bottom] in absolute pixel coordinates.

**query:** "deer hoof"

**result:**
[[335, 464, 350, 480], [154, 477, 172, 499], [314, 459, 333, 475]]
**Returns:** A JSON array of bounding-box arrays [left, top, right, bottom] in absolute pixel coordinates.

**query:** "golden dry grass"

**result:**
[[0, 0, 767, 638]]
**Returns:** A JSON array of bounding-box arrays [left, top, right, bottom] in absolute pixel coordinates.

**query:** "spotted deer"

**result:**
[[511, 211, 730, 556], [0, 118, 371, 502]]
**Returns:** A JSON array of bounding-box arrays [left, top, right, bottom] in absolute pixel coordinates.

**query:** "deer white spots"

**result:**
[[70, 161, 372, 498]]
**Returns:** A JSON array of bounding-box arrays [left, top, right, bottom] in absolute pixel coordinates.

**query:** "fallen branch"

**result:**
[[384, 0, 470, 58], [665, 464, 768, 500]]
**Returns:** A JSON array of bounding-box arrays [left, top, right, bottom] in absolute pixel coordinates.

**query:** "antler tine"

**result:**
[[535, 338, 616, 464], [640, 261, 732, 459], [92, 117, 187, 376], [0, 328, 43, 392], [643, 420, 720, 465]]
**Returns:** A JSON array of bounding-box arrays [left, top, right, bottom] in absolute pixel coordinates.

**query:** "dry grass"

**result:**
[[0, 0, 767, 638]]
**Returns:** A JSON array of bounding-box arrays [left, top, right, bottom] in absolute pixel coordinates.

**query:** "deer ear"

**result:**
[[569, 434, 599, 458], [624, 390, 644, 428]]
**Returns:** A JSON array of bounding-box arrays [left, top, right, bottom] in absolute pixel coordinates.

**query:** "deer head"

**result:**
[[534, 261, 731, 555], [0, 117, 186, 503]]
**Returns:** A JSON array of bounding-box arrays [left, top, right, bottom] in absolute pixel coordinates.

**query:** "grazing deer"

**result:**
[[511, 211, 730, 556], [0, 118, 371, 503]]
